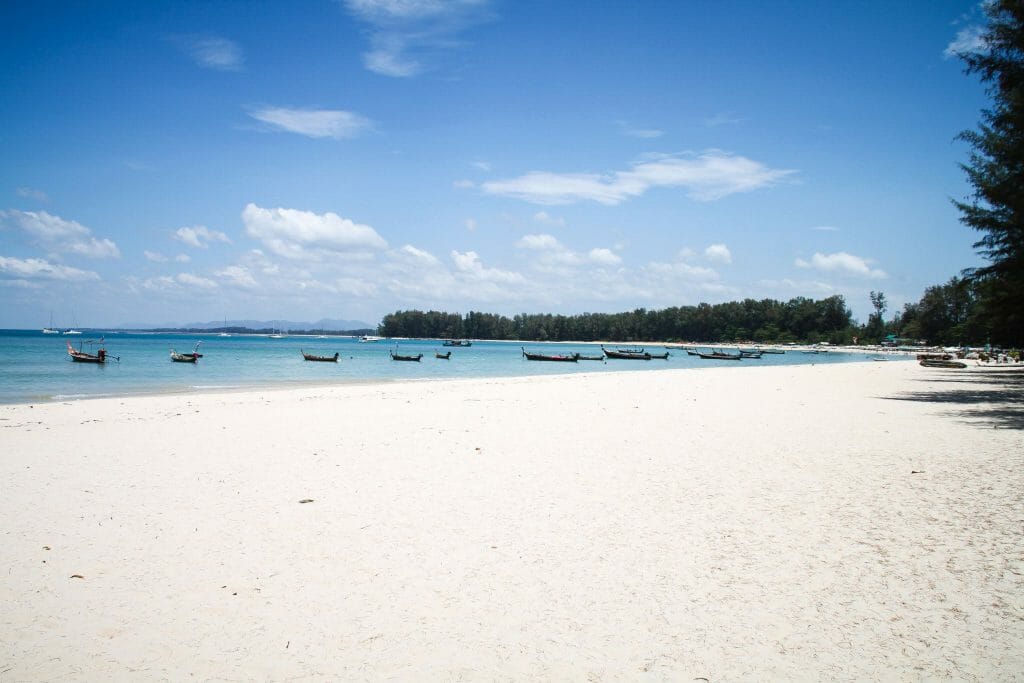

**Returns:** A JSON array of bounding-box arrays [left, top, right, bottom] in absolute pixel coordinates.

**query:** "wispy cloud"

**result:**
[[811, 225, 840, 232], [944, 25, 986, 58], [174, 225, 232, 249], [617, 121, 664, 139], [176, 34, 244, 71], [704, 111, 743, 127], [533, 211, 565, 228], [481, 151, 794, 205], [0, 255, 100, 281], [16, 187, 49, 202], [343, 0, 493, 77], [795, 251, 886, 279], [144, 250, 168, 262], [242, 203, 388, 261], [0, 209, 120, 258], [248, 107, 372, 139]]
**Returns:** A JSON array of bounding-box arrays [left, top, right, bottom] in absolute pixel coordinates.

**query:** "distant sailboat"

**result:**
[[218, 315, 230, 337], [42, 311, 59, 334], [63, 311, 82, 335]]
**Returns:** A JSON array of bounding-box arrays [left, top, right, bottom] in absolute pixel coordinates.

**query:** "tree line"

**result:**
[[379, 296, 857, 344]]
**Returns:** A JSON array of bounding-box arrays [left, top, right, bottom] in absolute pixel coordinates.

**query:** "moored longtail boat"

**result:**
[[442, 339, 472, 347], [67, 340, 112, 364], [522, 347, 578, 362], [601, 345, 651, 360], [170, 349, 199, 363], [302, 350, 340, 362], [919, 359, 967, 369], [697, 349, 742, 360], [436, 351, 451, 359], [390, 350, 423, 361]]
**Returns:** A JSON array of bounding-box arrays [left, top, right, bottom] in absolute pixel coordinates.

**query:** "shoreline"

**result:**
[[2, 362, 1021, 679]]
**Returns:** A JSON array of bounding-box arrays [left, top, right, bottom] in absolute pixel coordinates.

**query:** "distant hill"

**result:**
[[117, 318, 374, 332]]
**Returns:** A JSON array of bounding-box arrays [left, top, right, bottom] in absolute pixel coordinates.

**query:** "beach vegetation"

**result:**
[[953, 0, 1024, 346], [379, 295, 856, 343]]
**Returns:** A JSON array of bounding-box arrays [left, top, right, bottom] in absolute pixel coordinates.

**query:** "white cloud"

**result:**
[[343, 0, 492, 77], [177, 35, 244, 71], [795, 251, 886, 279], [0, 255, 100, 281], [215, 265, 258, 289], [248, 107, 372, 139], [516, 233, 621, 268], [704, 243, 732, 264], [174, 225, 231, 248], [588, 248, 621, 266], [945, 25, 986, 58], [0, 209, 120, 258], [482, 151, 794, 205], [472, 161, 492, 171], [645, 259, 719, 281], [242, 203, 388, 260], [175, 254, 191, 263], [16, 187, 49, 202], [450, 250, 524, 284], [464, 218, 477, 232], [177, 272, 218, 289], [394, 244, 440, 266], [144, 251, 168, 262], [811, 225, 840, 232], [533, 211, 565, 228]]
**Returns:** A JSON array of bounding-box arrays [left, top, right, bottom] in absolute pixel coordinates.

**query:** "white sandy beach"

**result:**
[[1, 361, 1021, 681]]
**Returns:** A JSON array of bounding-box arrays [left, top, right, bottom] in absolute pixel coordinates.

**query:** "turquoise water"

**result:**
[[0, 330, 903, 404]]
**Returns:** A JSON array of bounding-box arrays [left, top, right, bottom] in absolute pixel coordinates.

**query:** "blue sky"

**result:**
[[0, 0, 992, 328]]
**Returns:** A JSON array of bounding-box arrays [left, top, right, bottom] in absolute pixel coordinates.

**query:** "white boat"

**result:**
[[42, 312, 60, 334], [218, 316, 230, 337], [359, 335, 383, 343]]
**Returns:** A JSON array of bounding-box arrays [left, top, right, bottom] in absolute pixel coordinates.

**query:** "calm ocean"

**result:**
[[0, 329, 901, 404]]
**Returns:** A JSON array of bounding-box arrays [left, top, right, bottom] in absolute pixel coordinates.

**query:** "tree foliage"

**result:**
[[954, 0, 1024, 345], [379, 296, 856, 343]]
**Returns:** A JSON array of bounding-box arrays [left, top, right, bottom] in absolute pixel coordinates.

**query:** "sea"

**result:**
[[0, 329, 908, 404]]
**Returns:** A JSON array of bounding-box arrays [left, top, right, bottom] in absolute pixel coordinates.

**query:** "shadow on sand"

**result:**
[[881, 368, 1024, 430]]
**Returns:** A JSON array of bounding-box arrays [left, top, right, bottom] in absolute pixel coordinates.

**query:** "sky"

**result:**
[[0, 0, 995, 328]]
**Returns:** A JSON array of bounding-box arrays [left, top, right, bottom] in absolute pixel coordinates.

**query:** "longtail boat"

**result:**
[[646, 351, 670, 360], [919, 359, 967, 369], [697, 349, 742, 360], [442, 339, 472, 347], [390, 350, 423, 362], [601, 345, 651, 360], [170, 350, 199, 363], [302, 350, 339, 362], [522, 347, 578, 362], [574, 353, 605, 361], [436, 351, 451, 359], [67, 340, 111, 364], [917, 353, 952, 361]]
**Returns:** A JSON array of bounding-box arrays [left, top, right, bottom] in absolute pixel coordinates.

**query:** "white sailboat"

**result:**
[[42, 311, 59, 334], [62, 311, 82, 335], [218, 315, 230, 337]]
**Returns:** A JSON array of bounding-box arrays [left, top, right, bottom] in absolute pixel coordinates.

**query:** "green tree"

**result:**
[[954, 1, 1024, 345]]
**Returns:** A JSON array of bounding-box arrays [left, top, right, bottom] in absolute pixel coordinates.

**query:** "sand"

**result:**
[[1, 361, 1021, 681]]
